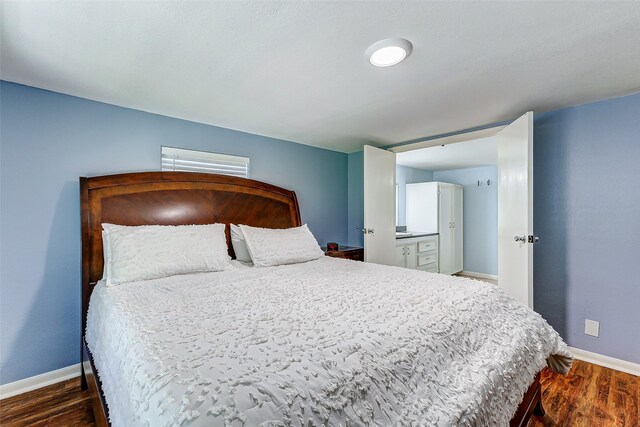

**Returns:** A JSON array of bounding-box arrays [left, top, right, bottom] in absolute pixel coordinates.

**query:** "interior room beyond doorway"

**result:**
[[395, 136, 498, 282]]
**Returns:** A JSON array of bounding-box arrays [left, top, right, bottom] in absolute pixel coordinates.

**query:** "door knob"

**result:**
[[514, 235, 540, 243]]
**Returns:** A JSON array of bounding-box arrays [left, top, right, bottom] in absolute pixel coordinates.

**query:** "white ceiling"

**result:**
[[396, 136, 497, 171], [2, 2, 640, 153]]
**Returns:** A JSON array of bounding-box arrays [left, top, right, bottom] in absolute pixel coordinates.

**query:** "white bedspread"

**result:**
[[86, 257, 572, 427]]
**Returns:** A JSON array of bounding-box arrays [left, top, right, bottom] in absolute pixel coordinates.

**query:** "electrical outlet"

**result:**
[[585, 319, 600, 337]]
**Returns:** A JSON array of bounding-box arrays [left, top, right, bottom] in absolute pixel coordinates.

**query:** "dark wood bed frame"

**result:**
[[79, 171, 543, 426]]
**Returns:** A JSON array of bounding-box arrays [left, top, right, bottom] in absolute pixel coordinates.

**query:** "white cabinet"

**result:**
[[437, 184, 463, 275], [395, 241, 417, 269], [406, 182, 463, 275], [416, 234, 439, 273], [395, 235, 438, 272], [395, 244, 406, 267]]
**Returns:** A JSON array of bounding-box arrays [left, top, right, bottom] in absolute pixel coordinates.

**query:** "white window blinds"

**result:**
[[161, 147, 249, 178]]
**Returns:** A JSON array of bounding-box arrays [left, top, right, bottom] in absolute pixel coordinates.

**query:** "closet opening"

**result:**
[[393, 134, 499, 285], [364, 112, 534, 308]]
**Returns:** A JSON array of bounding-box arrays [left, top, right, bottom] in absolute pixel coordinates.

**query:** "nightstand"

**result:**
[[321, 245, 364, 261]]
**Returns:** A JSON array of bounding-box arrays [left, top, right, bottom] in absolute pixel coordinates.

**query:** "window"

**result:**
[[161, 147, 249, 178]]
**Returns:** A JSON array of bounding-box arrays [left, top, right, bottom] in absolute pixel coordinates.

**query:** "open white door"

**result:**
[[498, 112, 535, 308], [363, 145, 396, 265]]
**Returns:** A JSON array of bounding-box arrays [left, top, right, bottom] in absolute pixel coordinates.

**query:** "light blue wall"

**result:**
[[347, 151, 364, 247], [433, 167, 498, 276], [534, 93, 640, 364], [0, 81, 348, 384], [396, 165, 433, 226]]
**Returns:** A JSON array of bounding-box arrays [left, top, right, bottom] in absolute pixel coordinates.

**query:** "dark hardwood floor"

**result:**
[[529, 360, 638, 427], [0, 377, 94, 426], [0, 360, 637, 426]]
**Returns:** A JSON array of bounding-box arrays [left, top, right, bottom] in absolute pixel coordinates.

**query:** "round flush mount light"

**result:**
[[365, 38, 413, 67]]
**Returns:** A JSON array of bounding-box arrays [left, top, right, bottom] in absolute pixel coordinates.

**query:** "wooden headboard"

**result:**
[[79, 172, 301, 334]]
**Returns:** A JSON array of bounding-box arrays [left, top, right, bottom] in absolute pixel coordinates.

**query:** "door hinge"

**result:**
[[528, 235, 539, 243]]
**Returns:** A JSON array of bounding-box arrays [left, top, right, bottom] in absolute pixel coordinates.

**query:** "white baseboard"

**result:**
[[0, 363, 81, 400], [568, 347, 640, 377], [460, 271, 498, 281]]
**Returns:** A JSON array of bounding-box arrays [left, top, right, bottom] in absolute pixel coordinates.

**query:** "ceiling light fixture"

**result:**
[[365, 38, 413, 67]]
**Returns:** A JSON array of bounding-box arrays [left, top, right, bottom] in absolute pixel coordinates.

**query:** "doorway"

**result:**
[[395, 136, 498, 284], [363, 112, 535, 308]]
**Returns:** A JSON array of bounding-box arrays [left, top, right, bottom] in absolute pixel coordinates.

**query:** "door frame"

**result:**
[[389, 125, 506, 154], [388, 118, 531, 302]]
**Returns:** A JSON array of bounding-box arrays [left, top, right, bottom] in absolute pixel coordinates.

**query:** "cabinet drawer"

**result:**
[[417, 252, 438, 267], [420, 262, 438, 273], [417, 238, 437, 253]]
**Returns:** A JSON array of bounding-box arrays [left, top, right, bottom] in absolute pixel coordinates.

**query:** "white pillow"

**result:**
[[101, 230, 110, 281], [102, 223, 231, 286], [230, 224, 252, 263], [239, 224, 324, 267]]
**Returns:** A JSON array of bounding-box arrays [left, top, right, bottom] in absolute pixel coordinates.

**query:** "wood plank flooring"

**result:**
[[0, 377, 94, 426], [0, 360, 637, 426], [528, 360, 638, 427]]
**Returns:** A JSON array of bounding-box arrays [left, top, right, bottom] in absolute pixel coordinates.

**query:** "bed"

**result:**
[[80, 172, 572, 426]]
